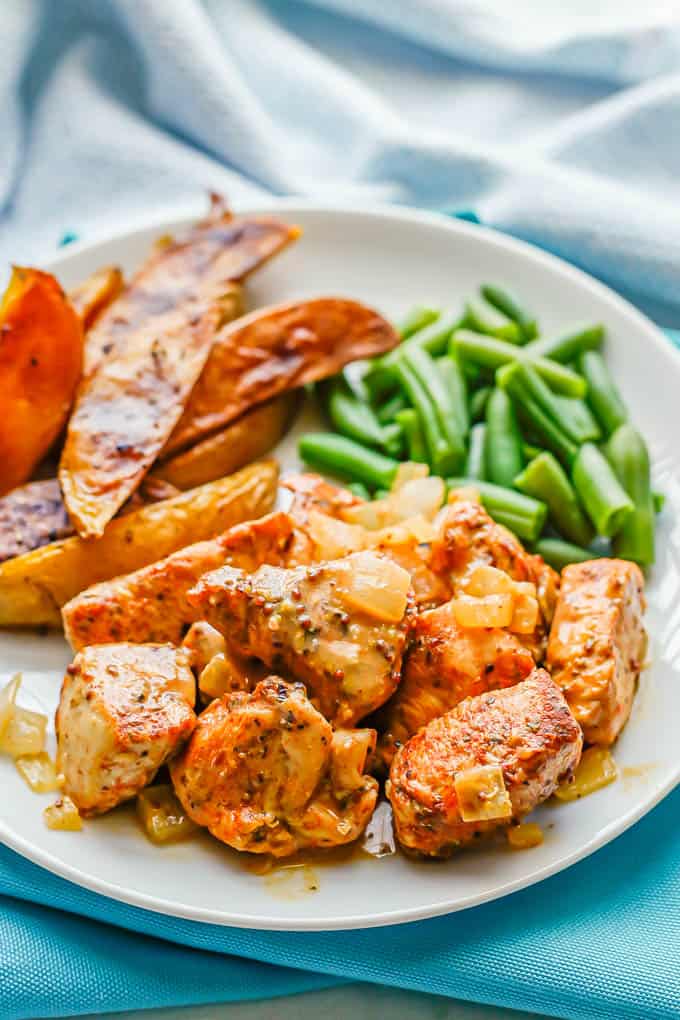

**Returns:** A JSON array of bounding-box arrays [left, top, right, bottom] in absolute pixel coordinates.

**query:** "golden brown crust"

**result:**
[[164, 299, 400, 455], [60, 200, 298, 538], [546, 558, 646, 746], [376, 599, 535, 769], [388, 669, 582, 856], [170, 677, 377, 856]]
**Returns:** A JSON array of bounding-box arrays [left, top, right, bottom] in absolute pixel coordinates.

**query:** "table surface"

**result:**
[[67, 984, 544, 1020]]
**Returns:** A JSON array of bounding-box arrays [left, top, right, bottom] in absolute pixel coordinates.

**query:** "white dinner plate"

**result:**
[[1, 202, 679, 931]]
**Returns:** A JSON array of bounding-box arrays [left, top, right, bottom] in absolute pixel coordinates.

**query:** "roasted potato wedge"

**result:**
[[0, 268, 83, 496], [60, 198, 299, 538], [0, 459, 278, 628], [154, 392, 299, 490], [164, 298, 399, 455], [68, 266, 124, 331]]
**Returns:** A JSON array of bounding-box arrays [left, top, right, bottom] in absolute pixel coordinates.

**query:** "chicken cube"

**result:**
[[56, 643, 196, 816], [170, 677, 378, 856], [430, 496, 559, 659], [387, 669, 582, 856], [376, 599, 535, 769], [62, 510, 304, 650], [189, 550, 414, 726], [546, 558, 646, 746]]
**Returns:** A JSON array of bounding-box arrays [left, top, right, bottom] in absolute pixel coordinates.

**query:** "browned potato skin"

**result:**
[[59, 198, 299, 538], [0, 460, 278, 628], [0, 268, 83, 496], [0, 479, 74, 562], [164, 298, 400, 455], [154, 392, 300, 490], [68, 266, 124, 331], [388, 669, 583, 856], [62, 503, 295, 650]]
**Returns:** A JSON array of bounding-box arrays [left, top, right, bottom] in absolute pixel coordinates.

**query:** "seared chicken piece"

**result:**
[[388, 669, 582, 856], [56, 643, 196, 816], [182, 621, 268, 702], [376, 599, 535, 769], [170, 677, 378, 856], [190, 550, 414, 726], [283, 472, 362, 523], [547, 559, 646, 746], [431, 495, 559, 658], [63, 510, 302, 650]]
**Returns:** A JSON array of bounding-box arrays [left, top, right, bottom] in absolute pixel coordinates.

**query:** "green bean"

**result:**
[[532, 537, 597, 572], [515, 395, 579, 466], [439, 353, 469, 435], [376, 391, 407, 424], [522, 442, 543, 462], [571, 442, 634, 537], [395, 408, 428, 464], [299, 433, 398, 490], [348, 482, 371, 501], [553, 395, 601, 443], [605, 424, 655, 566], [514, 452, 594, 547], [484, 388, 523, 487], [462, 300, 522, 343], [653, 491, 665, 513], [452, 330, 587, 397], [365, 312, 461, 398], [447, 478, 547, 542], [579, 350, 628, 435], [326, 380, 402, 456], [465, 423, 487, 479], [525, 324, 604, 363], [480, 284, 538, 342], [500, 362, 597, 444], [403, 347, 466, 461], [470, 385, 492, 422], [374, 489, 390, 501], [399, 306, 440, 339], [395, 361, 461, 475]]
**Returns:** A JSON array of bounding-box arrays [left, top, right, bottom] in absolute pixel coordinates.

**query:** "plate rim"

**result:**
[[2, 199, 678, 931]]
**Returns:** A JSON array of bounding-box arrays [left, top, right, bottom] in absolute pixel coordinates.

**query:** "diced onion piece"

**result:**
[[0, 673, 21, 738], [198, 652, 246, 701], [15, 752, 60, 793], [333, 552, 411, 623], [369, 514, 436, 548], [452, 593, 514, 629], [389, 477, 445, 522], [361, 800, 396, 858], [510, 592, 539, 634], [391, 461, 429, 491], [448, 485, 481, 506], [454, 764, 512, 822], [507, 822, 544, 850], [44, 796, 82, 831], [330, 728, 375, 795], [307, 510, 366, 559], [341, 498, 394, 531], [553, 747, 618, 802], [462, 564, 515, 597], [181, 621, 226, 673], [137, 784, 198, 845], [0, 706, 47, 757]]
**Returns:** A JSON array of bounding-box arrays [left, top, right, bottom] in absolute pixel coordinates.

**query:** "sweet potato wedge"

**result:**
[[0, 459, 278, 628], [0, 268, 83, 496], [154, 392, 299, 490], [68, 266, 124, 332], [59, 198, 299, 538], [164, 298, 399, 455]]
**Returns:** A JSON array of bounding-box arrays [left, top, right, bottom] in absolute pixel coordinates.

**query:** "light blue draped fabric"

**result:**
[[1, 3, 680, 1017]]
